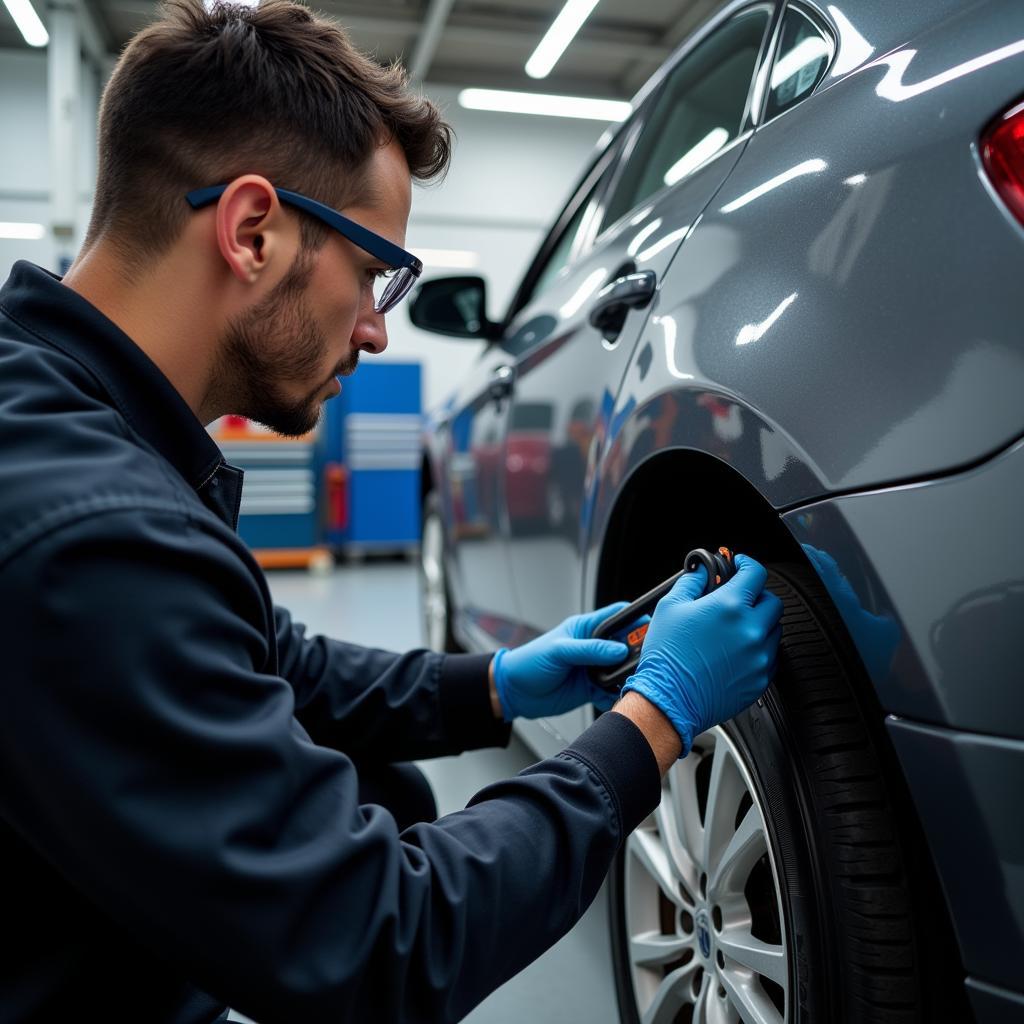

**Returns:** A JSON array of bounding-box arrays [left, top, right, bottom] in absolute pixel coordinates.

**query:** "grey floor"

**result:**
[[227, 558, 619, 1024]]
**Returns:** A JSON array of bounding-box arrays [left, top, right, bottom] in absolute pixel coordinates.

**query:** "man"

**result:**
[[0, 1, 783, 1021]]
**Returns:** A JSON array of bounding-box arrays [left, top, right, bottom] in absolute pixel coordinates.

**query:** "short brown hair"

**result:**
[[87, 0, 452, 263]]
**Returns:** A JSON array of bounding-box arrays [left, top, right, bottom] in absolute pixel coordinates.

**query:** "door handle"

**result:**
[[588, 271, 657, 341], [487, 365, 514, 403]]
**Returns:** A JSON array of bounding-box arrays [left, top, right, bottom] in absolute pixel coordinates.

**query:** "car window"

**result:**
[[764, 4, 834, 121], [600, 6, 772, 232], [529, 183, 597, 301]]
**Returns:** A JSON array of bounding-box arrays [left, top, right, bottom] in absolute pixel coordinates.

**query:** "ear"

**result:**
[[213, 175, 297, 284]]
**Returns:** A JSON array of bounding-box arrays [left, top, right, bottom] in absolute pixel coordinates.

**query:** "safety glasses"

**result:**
[[185, 184, 423, 315]]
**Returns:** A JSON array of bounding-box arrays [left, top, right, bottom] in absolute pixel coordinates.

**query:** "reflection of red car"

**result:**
[[504, 431, 551, 520], [504, 403, 554, 522], [468, 429, 552, 525]]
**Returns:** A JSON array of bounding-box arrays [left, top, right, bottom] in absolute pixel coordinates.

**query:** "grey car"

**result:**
[[412, 1, 1024, 1021]]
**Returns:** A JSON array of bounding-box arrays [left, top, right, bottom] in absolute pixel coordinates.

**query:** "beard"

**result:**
[[215, 252, 358, 437]]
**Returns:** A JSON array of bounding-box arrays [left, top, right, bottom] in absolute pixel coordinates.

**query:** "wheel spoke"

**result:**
[[692, 969, 712, 1024], [654, 787, 698, 901], [421, 519, 442, 580], [663, 765, 704, 884], [640, 960, 701, 1024], [666, 764, 704, 885], [706, 989, 735, 1024], [630, 929, 691, 968], [421, 514, 448, 651], [719, 927, 787, 987], [702, 744, 745, 881], [709, 805, 767, 899], [720, 964, 785, 1024], [629, 828, 685, 909], [422, 557, 439, 585]]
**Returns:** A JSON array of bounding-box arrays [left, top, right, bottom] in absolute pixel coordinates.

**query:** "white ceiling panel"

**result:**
[[2, 0, 729, 100]]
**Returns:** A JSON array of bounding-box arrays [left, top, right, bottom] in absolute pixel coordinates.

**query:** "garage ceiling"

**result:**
[[1, 0, 727, 100]]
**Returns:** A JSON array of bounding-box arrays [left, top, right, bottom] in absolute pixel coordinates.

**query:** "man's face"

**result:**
[[218, 141, 412, 437]]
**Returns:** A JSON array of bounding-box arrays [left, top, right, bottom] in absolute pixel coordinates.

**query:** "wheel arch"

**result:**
[[591, 445, 968, 1000], [592, 446, 803, 608]]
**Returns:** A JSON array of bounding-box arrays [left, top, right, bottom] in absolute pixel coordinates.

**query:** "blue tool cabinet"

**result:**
[[323, 361, 422, 556], [210, 416, 327, 570]]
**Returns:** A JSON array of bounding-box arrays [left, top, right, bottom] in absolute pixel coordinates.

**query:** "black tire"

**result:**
[[610, 561, 965, 1023], [419, 491, 462, 653]]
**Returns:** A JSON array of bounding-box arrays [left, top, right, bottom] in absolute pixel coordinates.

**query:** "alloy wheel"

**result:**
[[420, 509, 448, 652], [622, 726, 788, 1024]]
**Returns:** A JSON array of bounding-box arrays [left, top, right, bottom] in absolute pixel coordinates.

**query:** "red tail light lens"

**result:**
[[982, 99, 1024, 226]]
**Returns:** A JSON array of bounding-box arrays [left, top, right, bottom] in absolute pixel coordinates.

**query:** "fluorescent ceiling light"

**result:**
[[417, 248, 480, 270], [636, 225, 689, 263], [659, 315, 694, 380], [664, 127, 730, 187], [626, 219, 661, 258], [736, 292, 797, 346], [459, 88, 630, 122], [827, 6, 874, 77], [720, 158, 827, 213], [873, 39, 1024, 104], [627, 205, 655, 227], [2, 0, 48, 46], [0, 222, 45, 240], [526, 0, 600, 80], [559, 267, 607, 318]]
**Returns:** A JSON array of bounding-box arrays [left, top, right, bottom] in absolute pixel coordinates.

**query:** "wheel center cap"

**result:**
[[696, 909, 712, 959]]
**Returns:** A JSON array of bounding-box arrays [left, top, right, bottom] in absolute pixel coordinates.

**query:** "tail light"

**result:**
[[981, 99, 1024, 227]]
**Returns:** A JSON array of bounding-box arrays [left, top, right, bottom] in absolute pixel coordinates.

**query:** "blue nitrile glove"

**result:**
[[621, 555, 783, 756], [801, 544, 900, 681], [492, 603, 641, 721]]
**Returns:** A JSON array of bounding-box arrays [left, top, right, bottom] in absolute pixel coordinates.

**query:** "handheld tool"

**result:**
[[589, 547, 737, 693]]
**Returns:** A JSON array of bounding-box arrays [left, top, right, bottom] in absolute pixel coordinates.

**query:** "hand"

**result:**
[[620, 555, 783, 756], [492, 604, 636, 721]]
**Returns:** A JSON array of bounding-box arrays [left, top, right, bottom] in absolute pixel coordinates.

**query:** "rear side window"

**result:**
[[530, 185, 596, 300], [601, 6, 772, 230], [764, 5, 834, 120]]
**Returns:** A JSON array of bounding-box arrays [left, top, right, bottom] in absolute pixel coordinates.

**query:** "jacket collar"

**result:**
[[0, 260, 226, 495]]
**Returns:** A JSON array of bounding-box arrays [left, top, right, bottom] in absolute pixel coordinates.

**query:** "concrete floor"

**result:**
[[227, 558, 620, 1024]]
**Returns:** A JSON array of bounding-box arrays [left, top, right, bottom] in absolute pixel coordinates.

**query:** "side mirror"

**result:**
[[408, 276, 500, 340]]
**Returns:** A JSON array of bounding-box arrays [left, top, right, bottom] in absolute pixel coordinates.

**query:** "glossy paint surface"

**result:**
[[611, 0, 1024, 504], [887, 717, 1024, 998], [423, 0, 1024, 1003], [435, 0, 776, 647], [501, 135, 757, 636], [781, 436, 1024, 737]]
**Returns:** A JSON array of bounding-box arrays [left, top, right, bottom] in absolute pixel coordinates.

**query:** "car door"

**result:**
[[436, 340, 522, 646], [501, 1, 778, 654], [437, 138, 627, 650]]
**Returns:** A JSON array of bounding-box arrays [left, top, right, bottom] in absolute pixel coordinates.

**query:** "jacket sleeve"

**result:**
[[1, 507, 662, 1024], [275, 606, 511, 761]]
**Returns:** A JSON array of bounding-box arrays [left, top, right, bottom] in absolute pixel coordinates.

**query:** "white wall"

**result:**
[[396, 85, 607, 409], [0, 59, 606, 409], [0, 48, 101, 274]]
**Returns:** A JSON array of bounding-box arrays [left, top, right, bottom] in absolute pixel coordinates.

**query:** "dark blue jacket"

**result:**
[[0, 261, 661, 1023]]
